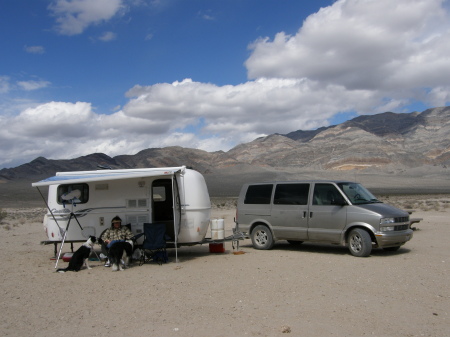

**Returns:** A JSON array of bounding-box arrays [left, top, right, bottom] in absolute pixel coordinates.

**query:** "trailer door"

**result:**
[[152, 179, 174, 239]]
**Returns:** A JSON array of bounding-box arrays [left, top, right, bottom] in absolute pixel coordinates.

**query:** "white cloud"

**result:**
[[0, 76, 11, 94], [98, 31, 117, 41], [198, 10, 215, 21], [16, 80, 51, 91], [24, 45, 45, 54], [0, 78, 380, 167], [49, 0, 124, 35], [245, 0, 450, 100], [124, 78, 379, 134]]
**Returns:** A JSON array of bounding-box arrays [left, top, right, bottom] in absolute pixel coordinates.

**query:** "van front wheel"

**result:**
[[251, 225, 274, 250], [348, 228, 372, 257]]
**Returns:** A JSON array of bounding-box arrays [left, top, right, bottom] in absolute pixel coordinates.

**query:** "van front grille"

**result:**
[[394, 217, 409, 223], [395, 224, 409, 231]]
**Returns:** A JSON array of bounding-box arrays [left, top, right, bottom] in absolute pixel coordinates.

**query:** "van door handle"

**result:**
[[309, 212, 313, 218], [302, 211, 307, 218]]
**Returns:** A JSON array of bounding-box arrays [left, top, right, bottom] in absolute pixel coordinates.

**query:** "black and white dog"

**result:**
[[108, 240, 134, 271], [56, 236, 96, 273]]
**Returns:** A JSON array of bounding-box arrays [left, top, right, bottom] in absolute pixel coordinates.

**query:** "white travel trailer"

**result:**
[[32, 166, 212, 260]]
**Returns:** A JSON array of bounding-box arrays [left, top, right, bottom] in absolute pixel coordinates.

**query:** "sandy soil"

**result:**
[[0, 196, 449, 337]]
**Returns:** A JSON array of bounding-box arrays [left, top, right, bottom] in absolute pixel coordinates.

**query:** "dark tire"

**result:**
[[287, 240, 304, 245], [251, 225, 274, 250], [348, 228, 372, 257], [383, 246, 401, 252]]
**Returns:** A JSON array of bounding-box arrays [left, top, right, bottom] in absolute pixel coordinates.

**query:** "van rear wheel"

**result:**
[[348, 228, 372, 257], [251, 225, 274, 250]]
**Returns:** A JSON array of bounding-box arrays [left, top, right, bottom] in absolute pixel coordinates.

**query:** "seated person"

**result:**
[[101, 215, 133, 267]]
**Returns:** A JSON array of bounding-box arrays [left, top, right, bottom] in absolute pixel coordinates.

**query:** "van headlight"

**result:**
[[380, 226, 396, 232], [380, 217, 395, 225]]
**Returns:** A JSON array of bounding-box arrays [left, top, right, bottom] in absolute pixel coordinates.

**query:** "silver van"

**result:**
[[236, 181, 413, 257]]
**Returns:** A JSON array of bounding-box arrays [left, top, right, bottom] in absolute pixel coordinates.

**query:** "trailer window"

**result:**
[[244, 184, 273, 204], [57, 183, 89, 204], [153, 186, 166, 202]]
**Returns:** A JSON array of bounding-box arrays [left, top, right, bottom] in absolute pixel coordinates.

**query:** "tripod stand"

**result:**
[[54, 198, 100, 268]]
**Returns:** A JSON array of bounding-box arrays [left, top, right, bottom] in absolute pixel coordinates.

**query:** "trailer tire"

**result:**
[[251, 225, 274, 250]]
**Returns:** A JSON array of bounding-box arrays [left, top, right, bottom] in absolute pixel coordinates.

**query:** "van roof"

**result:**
[[244, 180, 357, 185]]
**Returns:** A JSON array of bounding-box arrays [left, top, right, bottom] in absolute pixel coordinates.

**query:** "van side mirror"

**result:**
[[332, 197, 347, 206]]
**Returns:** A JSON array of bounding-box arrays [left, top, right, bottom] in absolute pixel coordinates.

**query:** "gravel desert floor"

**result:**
[[0, 195, 449, 337]]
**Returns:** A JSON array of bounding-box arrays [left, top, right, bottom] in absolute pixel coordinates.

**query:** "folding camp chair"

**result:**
[[137, 223, 168, 265]]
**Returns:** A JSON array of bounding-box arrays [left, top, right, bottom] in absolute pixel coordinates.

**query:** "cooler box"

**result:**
[[209, 243, 225, 253], [62, 253, 73, 262]]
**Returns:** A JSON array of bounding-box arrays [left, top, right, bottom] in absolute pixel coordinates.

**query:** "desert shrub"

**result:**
[[0, 209, 7, 222], [402, 202, 414, 210]]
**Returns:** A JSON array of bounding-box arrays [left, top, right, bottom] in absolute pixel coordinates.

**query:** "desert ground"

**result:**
[[0, 195, 449, 337]]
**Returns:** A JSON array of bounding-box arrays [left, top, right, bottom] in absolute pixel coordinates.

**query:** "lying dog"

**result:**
[[57, 236, 96, 273], [108, 240, 134, 271]]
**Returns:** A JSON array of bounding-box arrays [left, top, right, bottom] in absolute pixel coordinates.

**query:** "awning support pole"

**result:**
[[172, 175, 179, 264]]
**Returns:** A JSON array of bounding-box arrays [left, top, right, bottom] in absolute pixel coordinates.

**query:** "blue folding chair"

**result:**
[[137, 223, 168, 265]]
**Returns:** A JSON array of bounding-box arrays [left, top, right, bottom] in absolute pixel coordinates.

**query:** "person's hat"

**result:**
[[111, 216, 122, 224]]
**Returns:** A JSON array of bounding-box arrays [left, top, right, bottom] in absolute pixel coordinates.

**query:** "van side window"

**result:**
[[274, 184, 310, 205], [244, 184, 273, 204], [57, 183, 89, 204], [313, 184, 341, 205]]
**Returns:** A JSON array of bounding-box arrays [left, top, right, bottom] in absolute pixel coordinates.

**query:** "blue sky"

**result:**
[[1, 0, 450, 169]]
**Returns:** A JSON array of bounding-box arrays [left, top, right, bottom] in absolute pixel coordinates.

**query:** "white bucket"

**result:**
[[217, 219, 224, 230], [211, 229, 224, 240], [211, 219, 224, 230], [211, 219, 219, 230]]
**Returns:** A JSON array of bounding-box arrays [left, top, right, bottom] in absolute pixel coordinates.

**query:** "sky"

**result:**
[[1, 0, 450, 169]]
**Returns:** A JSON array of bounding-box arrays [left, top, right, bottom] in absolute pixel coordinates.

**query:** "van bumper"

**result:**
[[238, 224, 251, 235], [375, 229, 414, 247]]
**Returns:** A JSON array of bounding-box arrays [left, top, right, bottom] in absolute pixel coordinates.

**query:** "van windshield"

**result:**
[[337, 183, 381, 205]]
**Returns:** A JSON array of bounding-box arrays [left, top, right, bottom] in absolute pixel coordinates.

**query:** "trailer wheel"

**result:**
[[348, 228, 372, 257], [251, 225, 274, 250]]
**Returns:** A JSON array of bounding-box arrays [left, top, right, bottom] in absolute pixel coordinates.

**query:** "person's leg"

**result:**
[[101, 243, 110, 266]]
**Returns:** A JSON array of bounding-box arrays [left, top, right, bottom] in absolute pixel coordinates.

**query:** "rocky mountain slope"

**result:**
[[1, 106, 449, 179], [0, 106, 449, 199], [230, 106, 450, 170]]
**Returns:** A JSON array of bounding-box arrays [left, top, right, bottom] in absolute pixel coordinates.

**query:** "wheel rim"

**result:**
[[255, 229, 268, 246], [350, 233, 362, 252]]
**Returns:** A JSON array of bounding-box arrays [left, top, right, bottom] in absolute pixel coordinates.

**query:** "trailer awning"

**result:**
[[32, 166, 185, 187]]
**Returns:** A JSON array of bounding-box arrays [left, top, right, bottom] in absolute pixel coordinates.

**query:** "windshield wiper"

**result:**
[[353, 198, 381, 204]]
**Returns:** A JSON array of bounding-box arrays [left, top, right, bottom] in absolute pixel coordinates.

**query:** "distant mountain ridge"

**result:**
[[1, 106, 449, 182]]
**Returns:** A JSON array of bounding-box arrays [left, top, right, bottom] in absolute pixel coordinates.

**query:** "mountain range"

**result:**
[[1, 106, 449, 201]]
